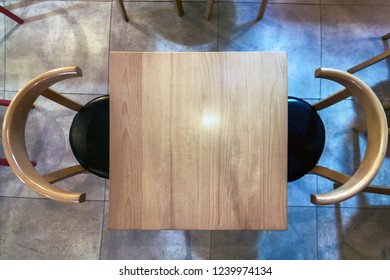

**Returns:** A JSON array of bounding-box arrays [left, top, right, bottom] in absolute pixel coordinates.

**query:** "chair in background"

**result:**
[[204, 0, 268, 21], [0, 5, 24, 24], [2, 67, 109, 203], [288, 68, 389, 205], [117, 0, 184, 22]]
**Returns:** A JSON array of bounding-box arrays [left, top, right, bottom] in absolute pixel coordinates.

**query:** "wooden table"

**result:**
[[109, 52, 288, 230]]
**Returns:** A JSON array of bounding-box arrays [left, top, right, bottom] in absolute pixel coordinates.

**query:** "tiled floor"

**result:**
[[0, 0, 389, 259]]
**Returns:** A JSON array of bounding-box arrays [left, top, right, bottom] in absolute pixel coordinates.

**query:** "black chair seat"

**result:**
[[288, 96, 325, 182], [70, 95, 109, 179]]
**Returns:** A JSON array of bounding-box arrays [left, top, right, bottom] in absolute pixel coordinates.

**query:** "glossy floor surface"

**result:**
[[0, 0, 389, 259]]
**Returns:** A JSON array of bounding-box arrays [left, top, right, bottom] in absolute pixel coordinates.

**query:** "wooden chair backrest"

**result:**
[[2, 67, 87, 203], [310, 68, 388, 205]]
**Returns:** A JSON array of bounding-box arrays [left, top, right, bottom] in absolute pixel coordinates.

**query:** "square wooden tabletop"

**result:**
[[109, 52, 287, 230]]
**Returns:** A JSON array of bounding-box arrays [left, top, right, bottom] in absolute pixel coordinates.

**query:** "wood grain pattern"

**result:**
[[109, 52, 287, 230]]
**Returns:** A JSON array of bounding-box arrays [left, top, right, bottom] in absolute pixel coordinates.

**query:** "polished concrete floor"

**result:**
[[0, 0, 389, 259]]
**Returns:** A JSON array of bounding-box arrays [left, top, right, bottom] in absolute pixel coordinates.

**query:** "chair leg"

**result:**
[[256, 0, 269, 21], [0, 6, 24, 24], [333, 182, 390, 196], [0, 99, 11, 106], [0, 158, 37, 167], [347, 49, 390, 74], [175, 0, 184, 17], [363, 185, 390, 195], [382, 33, 390, 40], [353, 126, 389, 134], [204, 0, 214, 20], [0, 99, 35, 108], [353, 126, 368, 133], [0, 158, 10, 166], [312, 88, 352, 111], [41, 88, 83, 112], [42, 165, 87, 184], [348, 33, 390, 74], [117, 0, 129, 22]]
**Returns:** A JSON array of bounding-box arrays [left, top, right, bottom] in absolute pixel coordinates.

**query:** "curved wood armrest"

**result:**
[[310, 68, 388, 205], [2, 67, 86, 203], [309, 166, 351, 204]]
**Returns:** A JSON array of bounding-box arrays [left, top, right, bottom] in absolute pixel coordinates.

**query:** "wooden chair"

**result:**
[[205, 0, 268, 21], [0, 5, 24, 24], [2, 67, 109, 203], [117, 0, 184, 22], [288, 68, 388, 205]]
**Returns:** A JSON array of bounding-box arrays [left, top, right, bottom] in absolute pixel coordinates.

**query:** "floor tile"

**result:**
[[110, 2, 218, 52], [104, 177, 109, 200], [288, 175, 318, 206], [0, 197, 104, 259], [100, 203, 211, 259], [321, 4, 390, 99], [5, 1, 111, 94], [210, 207, 317, 259], [0, 92, 106, 201], [316, 99, 363, 175], [317, 207, 390, 259], [218, 4, 321, 99]]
